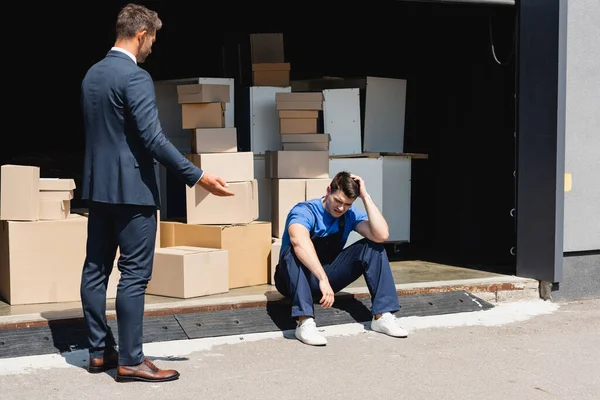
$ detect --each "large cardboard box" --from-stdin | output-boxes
[186,180,258,225]
[0,165,40,221]
[147,246,229,298]
[160,221,271,289]
[0,215,87,305]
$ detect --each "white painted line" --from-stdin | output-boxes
[0,299,559,376]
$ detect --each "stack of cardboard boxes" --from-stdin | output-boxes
[150,83,272,298]
[177,82,257,226]
[276,92,331,151]
[0,165,121,305]
[250,33,290,87]
[266,92,332,283]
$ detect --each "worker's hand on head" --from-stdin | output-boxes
[350,174,368,199]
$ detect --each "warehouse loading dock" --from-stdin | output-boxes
[2,0,575,330]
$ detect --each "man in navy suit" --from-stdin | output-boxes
[80,3,233,383]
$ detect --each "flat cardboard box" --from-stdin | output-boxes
[275,92,323,110]
[0,165,40,221]
[39,178,76,202]
[276,92,323,103]
[160,221,271,288]
[39,190,74,201]
[190,128,237,153]
[252,63,290,87]
[181,103,225,129]
[281,134,330,143]
[186,180,258,225]
[177,84,230,104]
[281,133,330,151]
[185,152,254,183]
[147,246,229,299]
[265,151,329,179]
[278,110,319,119]
[39,178,76,191]
[282,142,329,151]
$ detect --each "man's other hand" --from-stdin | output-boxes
[319,279,335,308]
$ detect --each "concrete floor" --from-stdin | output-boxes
[0,261,511,323]
[2,299,597,399]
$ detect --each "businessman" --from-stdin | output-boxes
[274,171,409,346]
[80,3,233,383]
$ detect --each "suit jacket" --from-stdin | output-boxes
[80,50,202,207]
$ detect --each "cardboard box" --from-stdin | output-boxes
[191,128,237,153]
[271,178,330,238]
[39,199,70,220]
[252,63,290,87]
[0,215,88,305]
[250,33,284,63]
[269,238,282,285]
[39,190,74,201]
[281,133,330,151]
[177,84,230,104]
[185,152,254,183]
[265,151,329,179]
[147,246,229,299]
[160,221,272,288]
[181,103,225,129]
[279,118,317,134]
[0,165,40,221]
[275,92,323,110]
[278,110,319,119]
[186,180,258,225]
[39,178,76,192]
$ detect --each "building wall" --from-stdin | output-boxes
[556,0,600,301]
[564,0,600,252]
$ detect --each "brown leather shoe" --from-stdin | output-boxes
[115,358,180,383]
[88,350,119,373]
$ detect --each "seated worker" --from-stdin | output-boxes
[274,171,408,346]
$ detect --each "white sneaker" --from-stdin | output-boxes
[371,312,409,338]
[295,318,327,346]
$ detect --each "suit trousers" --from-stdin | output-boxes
[274,238,401,319]
[80,201,157,366]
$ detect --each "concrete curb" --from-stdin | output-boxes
[0,276,539,330]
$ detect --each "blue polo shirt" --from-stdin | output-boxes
[279,198,368,258]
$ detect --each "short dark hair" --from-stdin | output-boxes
[329,171,360,199]
[116,3,162,40]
